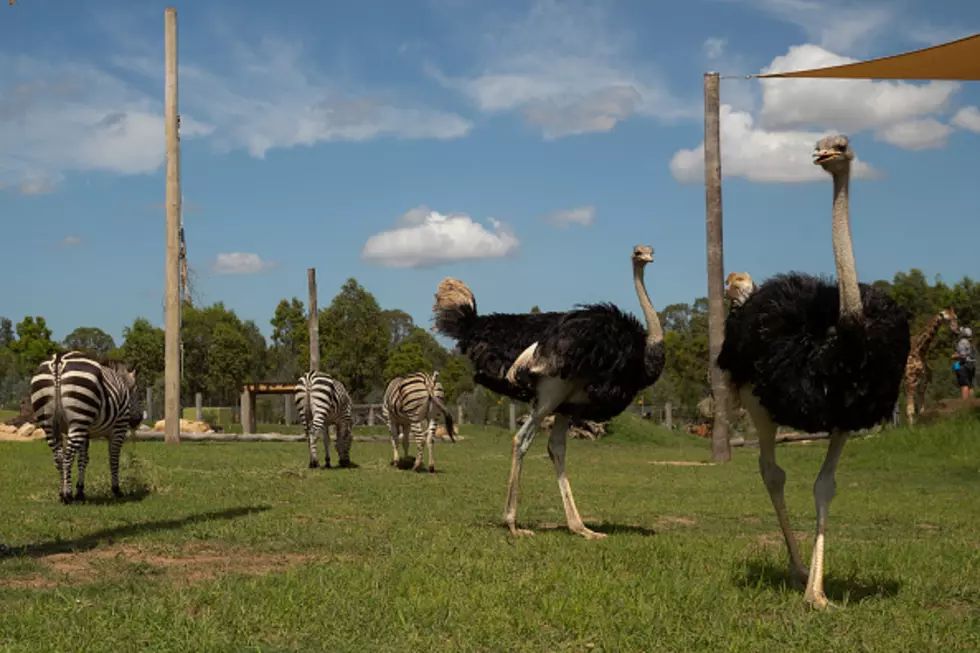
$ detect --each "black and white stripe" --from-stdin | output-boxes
[382,371,455,473]
[29,351,142,503]
[294,371,354,468]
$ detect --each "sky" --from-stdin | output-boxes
[2,0,979,346]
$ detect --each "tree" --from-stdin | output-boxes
[270,298,307,380]
[319,278,389,401]
[9,316,58,375]
[398,327,449,371]
[63,326,117,359]
[439,353,474,403]
[117,318,165,391]
[384,341,431,381]
[530,305,541,313]
[382,309,415,347]
[182,302,268,403]
[205,322,252,404]
[0,317,13,348]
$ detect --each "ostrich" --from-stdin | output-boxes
[432,245,666,539]
[725,272,756,307]
[716,135,910,610]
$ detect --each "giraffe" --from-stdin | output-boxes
[904,307,958,425]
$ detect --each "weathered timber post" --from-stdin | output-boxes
[163,6,181,445]
[195,392,203,421]
[308,268,319,372]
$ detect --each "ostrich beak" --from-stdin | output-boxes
[813,149,836,164]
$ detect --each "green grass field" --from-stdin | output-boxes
[1,413,978,652]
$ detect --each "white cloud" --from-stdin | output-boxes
[951,106,980,133]
[742,0,893,54]
[427,0,695,139]
[57,235,84,248]
[875,118,952,150]
[211,252,277,275]
[0,32,472,190]
[540,205,596,227]
[703,38,726,60]
[361,206,519,269]
[670,105,880,184]
[0,55,211,191]
[758,45,958,133]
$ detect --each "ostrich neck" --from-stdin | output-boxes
[831,169,862,316]
[634,263,664,345]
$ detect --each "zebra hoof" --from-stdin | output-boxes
[111,486,123,498]
[309,461,319,469]
[75,487,86,502]
[338,459,354,468]
[60,492,73,505]
[323,461,332,469]
[428,465,435,474]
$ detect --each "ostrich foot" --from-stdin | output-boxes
[506,522,535,537]
[570,525,607,540]
[804,588,837,611]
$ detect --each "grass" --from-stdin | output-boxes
[0,413,978,652]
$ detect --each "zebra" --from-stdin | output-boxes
[294,371,354,469]
[29,351,143,504]
[382,370,456,473]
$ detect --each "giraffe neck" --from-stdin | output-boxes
[910,314,945,358]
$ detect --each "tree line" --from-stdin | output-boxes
[0,270,976,424]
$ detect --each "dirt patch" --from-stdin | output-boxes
[656,515,697,526]
[0,542,347,589]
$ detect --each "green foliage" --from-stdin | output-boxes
[270,298,307,381]
[529,305,541,313]
[319,278,389,401]
[117,318,165,391]
[383,341,431,381]
[205,322,253,403]
[9,316,58,375]
[181,303,267,405]
[0,317,13,348]
[62,326,117,359]
[439,354,475,403]
[382,308,415,347]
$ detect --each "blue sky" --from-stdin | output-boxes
[2,0,979,345]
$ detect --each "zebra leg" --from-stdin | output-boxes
[335,420,353,467]
[109,426,127,497]
[425,418,436,473]
[75,438,91,502]
[388,418,401,467]
[317,417,331,469]
[411,422,425,472]
[60,427,87,504]
[305,417,319,468]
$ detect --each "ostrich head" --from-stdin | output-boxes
[632,245,654,266]
[813,134,854,173]
[725,271,755,306]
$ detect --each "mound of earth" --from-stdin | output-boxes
[0,422,46,441]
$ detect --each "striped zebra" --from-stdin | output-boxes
[382,371,456,473]
[294,371,354,468]
[29,351,143,504]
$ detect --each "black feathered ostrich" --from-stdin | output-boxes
[432,245,666,539]
[717,135,910,610]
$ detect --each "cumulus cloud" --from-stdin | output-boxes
[0,28,471,191]
[540,205,596,227]
[703,38,726,60]
[670,105,880,184]
[56,235,84,248]
[211,252,277,275]
[740,0,893,54]
[875,118,952,150]
[361,206,519,269]
[951,106,980,133]
[758,45,958,133]
[427,0,695,139]
[670,41,963,183]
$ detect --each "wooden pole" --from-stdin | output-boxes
[308,268,319,373]
[704,72,731,463]
[163,7,181,445]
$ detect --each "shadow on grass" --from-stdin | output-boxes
[733,561,901,603]
[478,521,658,537]
[390,457,443,473]
[79,486,153,506]
[0,505,271,559]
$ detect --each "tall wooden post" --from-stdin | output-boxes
[704,72,731,463]
[163,7,181,445]
[308,268,319,372]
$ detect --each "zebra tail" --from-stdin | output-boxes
[51,352,65,451]
[302,379,313,435]
[429,392,456,443]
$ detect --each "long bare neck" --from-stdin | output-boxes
[831,169,862,316]
[633,263,664,344]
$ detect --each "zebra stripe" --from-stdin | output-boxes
[382,371,455,473]
[294,371,354,468]
[29,351,142,503]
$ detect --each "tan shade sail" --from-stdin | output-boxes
[751,33,980,81]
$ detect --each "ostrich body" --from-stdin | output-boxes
[432,245,666,539]
[716,135,910,610]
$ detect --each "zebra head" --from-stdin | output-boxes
[107,360,143,429]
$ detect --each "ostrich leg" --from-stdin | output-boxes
[547,414,605,539]
[503,378,572,537]
[804,428,847,611]
[740,387,809,588]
